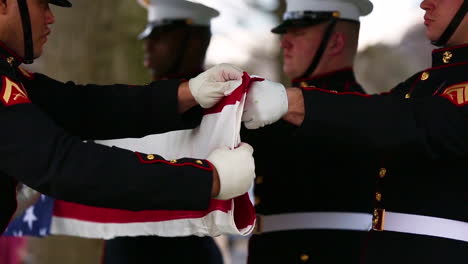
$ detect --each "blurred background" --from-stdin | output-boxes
[0,0,434,263]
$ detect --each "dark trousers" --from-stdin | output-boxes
[104,236,223,264]
[248,230,368,264]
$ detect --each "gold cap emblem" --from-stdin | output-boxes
[443,51,453,64]
[332,11,341,18]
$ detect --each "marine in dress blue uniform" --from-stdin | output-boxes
[245,0,376,263]
[104,1,223,263]
[279,0,468,262]
[0,0,252,237]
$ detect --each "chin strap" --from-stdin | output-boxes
[432,0,468,47]
[299,19,337,79]
[17,0,34,64]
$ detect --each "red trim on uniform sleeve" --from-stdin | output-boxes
[134,152,213,171]
[301,86,371,97]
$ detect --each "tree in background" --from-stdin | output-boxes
[35,0,149,84]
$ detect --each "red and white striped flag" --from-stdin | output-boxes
[47,73,261,239]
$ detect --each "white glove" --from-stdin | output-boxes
[207,143,255,200]
[189,63,244,108]
[242,79,289,129]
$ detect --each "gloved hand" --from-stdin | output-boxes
[242,79,288,129]
[189,63,243,108]
[207,143,255,200]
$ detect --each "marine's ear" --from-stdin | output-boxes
[326,32,346,56]
[0,0,7,15]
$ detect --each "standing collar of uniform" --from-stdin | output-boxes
[291,67,355,87]
[432,43,468,68]
[0,41,23,68]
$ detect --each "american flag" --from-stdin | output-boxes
[2,73,260,239]
[3,195,54,237]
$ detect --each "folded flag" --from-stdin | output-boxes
[4,73,261,239]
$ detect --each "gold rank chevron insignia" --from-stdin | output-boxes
[0,76,30,106]
[441,82,468,106]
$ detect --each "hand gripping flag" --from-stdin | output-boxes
[3,73,261,239]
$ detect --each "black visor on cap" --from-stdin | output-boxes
[271,11,340,34]
[138,19,192,39]
[272,19,330,34]
[49,0,72,7]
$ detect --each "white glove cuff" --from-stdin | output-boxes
[207,146,255,200]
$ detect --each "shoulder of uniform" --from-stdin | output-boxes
[408,71,425,82]
[383,71,425,96]
[347,82,366,93]
[0,62,15,78]
[17,67,35,80]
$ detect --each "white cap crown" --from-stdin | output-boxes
[138,0,219,26]
[285,0,373,21]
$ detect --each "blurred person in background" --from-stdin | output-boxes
[0,0,256,238]
[0,237,27,264]
[243,0,375,263]
[103,1,224,263]
[245,0,468,262]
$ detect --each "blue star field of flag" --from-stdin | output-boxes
[2,195,54,237]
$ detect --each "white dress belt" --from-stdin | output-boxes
[255,211,468,243]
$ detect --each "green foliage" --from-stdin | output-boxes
[37,0,149,84]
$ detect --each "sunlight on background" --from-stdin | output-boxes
[190,0,281,66]
[191,0,425,65]
[359,0,425,48]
